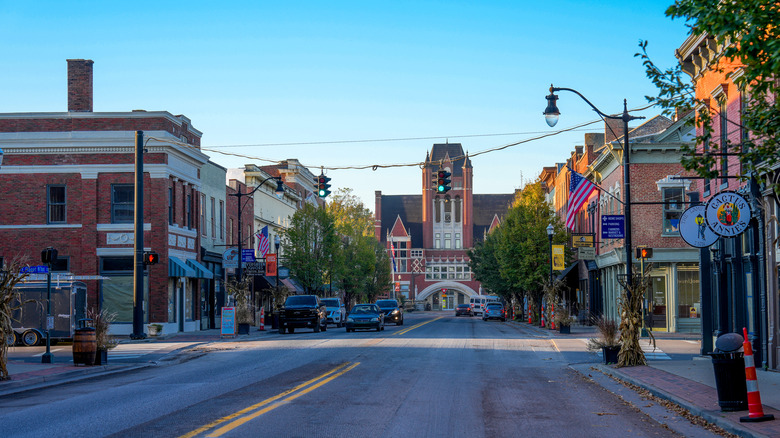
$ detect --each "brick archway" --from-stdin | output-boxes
[417,282,479,301]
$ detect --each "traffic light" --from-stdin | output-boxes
[635,247,653,259]
[316,173,331,198]
[436,170,451,193]
[143,251,159,265]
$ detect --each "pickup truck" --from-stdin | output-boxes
[279,295,328,334]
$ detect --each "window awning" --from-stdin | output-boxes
[282,278,305,294]
[186,259,214,279]
[556,262,579,281]
[169,256,196,278]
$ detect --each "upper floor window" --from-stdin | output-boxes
[186,193,193,229]
[454,196,461,223]
[434,233,441,249]
[201,193,207,236]
[111,184,134,223]
[47,185,66,224]
[455,233,461,249]
[703,138,712,195]
[662,187,684,235]
[211,197,216,238]
[219,200,225,239]
[434,197,441,223]
[168,187,174,225]
[719,98,729,185]
[444,196,452,223]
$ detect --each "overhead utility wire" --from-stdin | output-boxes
[148,102,658,172]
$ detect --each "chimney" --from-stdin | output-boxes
[604,119,623,144]
[67,59,94,112]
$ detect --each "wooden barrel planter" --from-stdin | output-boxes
[73,327,97,366]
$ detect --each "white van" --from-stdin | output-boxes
[470,295,499,316]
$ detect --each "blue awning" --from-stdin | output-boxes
[169,256,196,278]
[186,259,214,279]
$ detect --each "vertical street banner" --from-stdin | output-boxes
[552,245,565,271]
[266,253,277,277]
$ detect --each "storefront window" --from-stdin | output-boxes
[677,269,700,318]
[100,257,148,323]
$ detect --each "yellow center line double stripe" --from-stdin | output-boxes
[394,316,443,336]
[180,362,359,438]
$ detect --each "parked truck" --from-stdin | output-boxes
[7,281,87,346]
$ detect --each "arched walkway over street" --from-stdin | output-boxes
[417,282,479,311]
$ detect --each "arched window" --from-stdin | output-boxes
[434,196,441,223]
[444,195,452,223]
[454,196,461,223]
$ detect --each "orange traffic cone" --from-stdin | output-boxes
[527,302,532,324]
[740,327,774,423]
[259,308,265,331]
[541,302,546,328]
[551,303,556,330]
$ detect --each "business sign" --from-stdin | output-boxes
[679,205,719,248]
[601,215,625,239]
[223,248,239,269]
[244,262,265,276]
[278,266,290,279]
[571,234,594,248]
[578,247,596,260]
[265,253,277,276]
[552,245,565,271]
[221,307,236,337]
[704,191,751,237]
[241,249,256,263]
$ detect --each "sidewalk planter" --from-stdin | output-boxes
[558,325,571,334]
[238,323,250,335]
[147,324,163,337]
[709,352,748,411]
[602,346,620,365]
[94,348,108,365]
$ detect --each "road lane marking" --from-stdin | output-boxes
[179,362,355,438]
[32,348,63,357]
[394,317,443,336]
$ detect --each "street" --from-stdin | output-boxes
[0,313,707,437]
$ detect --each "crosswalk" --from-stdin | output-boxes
[589,339,671,361]
[108,343,175,361]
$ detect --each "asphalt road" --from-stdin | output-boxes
[0,312,706,437]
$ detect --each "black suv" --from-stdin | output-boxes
[279,295,328,334]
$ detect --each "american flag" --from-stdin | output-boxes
[389,240,397,273]
[566,170,597,230]
[256,225,270,258]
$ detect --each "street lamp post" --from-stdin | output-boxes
[544,85,644,294]
[546,224,554,285]
[274,234,281,292]
[230,177,284,283]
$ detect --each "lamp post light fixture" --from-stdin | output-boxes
[544,84,644,294]
[230,176,285,282]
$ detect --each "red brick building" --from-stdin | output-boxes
[0,59,211,335]
[374,143,514,310]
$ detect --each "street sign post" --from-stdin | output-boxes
[601,215,625,239]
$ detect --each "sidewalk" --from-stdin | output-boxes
[0,326,271,398]
[519,320,780,438]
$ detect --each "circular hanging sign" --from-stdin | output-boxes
[679,205,719,247]
[704,191,751,237]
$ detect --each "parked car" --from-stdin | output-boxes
[320,297,347,327]
[375,299,404,325]
[345,304,385,332]
[482,302,506,322]
[279,295,328,334]
[455,303,473,317]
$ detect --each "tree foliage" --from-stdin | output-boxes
[637,0,780,193]
[469,181,568,319]
[281,202,338,293]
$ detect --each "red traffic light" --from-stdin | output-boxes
[143,251,159,265]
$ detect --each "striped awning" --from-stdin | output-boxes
[169,256,196,278]
[186,259,214,279]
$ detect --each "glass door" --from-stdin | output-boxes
[649,276,667,331]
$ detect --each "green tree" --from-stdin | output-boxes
[496,182,567,320]
[636,0,780,193]
[281,203,338,293]
[327,189,378,307]
[364,239,392,303]
[468,226,512,300]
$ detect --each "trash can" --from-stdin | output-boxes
[73,318,96,366]
[709,332,747,412]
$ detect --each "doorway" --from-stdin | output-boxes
[649,276,667,331]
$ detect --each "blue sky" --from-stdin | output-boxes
[0,1,690,210]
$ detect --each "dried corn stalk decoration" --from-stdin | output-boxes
[1,259,32,380]
[541,278,568,326]
[616,265,655,367]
